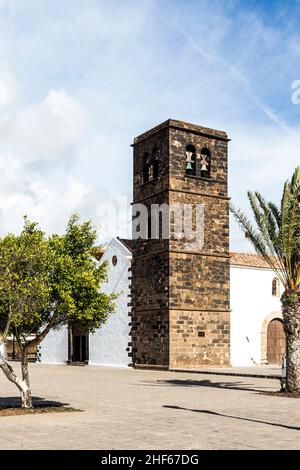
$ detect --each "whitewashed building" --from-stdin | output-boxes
[230,252,283,367]
[38,239,284,368]
[39,238,132,367]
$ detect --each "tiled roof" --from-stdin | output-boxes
[230,252,271,269]
[117,238,135,252]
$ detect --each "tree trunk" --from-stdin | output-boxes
[20,347,33,408]
[281,292,300,392]
[20,386,32,408]
[0,355,32,408]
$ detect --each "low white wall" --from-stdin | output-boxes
[89,239,131,367]
[230,265,282,366]
[39,325,68,364]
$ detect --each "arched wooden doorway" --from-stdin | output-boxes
[267,319,286,365]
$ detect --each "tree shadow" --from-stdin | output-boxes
[142,378,277,393]
[0,396,69,409]
[163,405,300,431]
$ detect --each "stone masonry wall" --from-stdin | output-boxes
[168,123,230,368]
[131,126,170,366]
[170,309,230,367]
[131,120,230,368]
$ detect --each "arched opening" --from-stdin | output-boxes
[200,147,211,178]
[261,311,284,365]
[185,144,196,176]
[267,318,286,365]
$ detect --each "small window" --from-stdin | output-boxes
[112,255,118,267]
[272,278,279,297]
[199,148,211,178]
[185,144,196,176]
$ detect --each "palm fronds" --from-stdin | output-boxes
[231,166,300,292]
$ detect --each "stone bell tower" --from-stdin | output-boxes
[130,119,230,369]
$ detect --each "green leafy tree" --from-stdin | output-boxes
[0,215,115,407]
[231,167,300,392]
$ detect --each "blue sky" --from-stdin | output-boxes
[0,0,300,250]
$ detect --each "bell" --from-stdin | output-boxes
[185,150,193,160]
[200,155,208,172]
[185,150,193,172]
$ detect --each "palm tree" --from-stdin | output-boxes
[231,166,300,392]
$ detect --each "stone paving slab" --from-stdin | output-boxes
[0,363,299,450]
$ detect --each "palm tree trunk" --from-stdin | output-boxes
[282,292,300,392]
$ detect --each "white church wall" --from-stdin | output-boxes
[39,325,68,364]
[230,265,282,366]
[89,238,131,367]
[40,238,131,366]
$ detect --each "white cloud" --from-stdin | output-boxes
[0,73,17,109]
[9,89,86,156]
[0,151,102,236]
[0,84,94,236]
[228,123,300,252]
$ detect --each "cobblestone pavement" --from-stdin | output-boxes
[0,363,299,450]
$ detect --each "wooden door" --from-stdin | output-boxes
[267,319,286,365]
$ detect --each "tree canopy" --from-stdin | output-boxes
[0,214,116,407]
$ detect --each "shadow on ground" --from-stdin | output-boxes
[163,405,300,431]
[142,378,277,393]
[0,396,69,409]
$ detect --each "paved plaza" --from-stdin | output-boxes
[0,363,299,450]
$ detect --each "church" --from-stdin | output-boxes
[38,119,285,369]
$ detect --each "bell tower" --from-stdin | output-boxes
[130,119,230,369]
